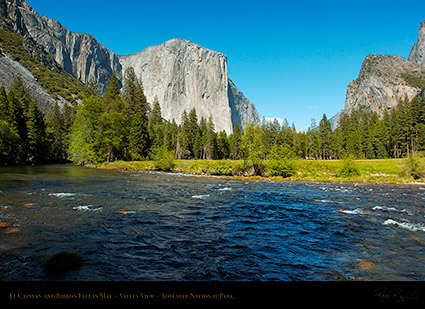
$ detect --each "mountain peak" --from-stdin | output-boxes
[408,20,425,66]
[5,0,32,11]
[344,20,425,118]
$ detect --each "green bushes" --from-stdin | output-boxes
[204,160,233,175]
[266,144,296,178]
[338,155,361,177]
[152,146,176,171]
[399,152,425,180]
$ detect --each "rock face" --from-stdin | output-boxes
[2,0,121,92]
[343,54,424,115]
[0,53,57,113]
[119,39,259,133]
[343,20,425,117]
[1,0,259,133]
[228,78,259,129]
[408,20,425,66]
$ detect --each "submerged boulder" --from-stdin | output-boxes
[43,251,82,274]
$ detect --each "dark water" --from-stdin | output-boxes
[1,165,425,281]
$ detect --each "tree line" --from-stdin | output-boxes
[1,71,425,166]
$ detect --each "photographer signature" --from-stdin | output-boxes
[370,287,420,304]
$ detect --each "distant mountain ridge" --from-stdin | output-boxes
[0,0,259,133]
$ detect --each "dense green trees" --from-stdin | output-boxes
[0,77,74,164]
[2,72,425,167]
[69,69,150,164]
[335,95,425,159]
[67,78,425,165]
[0,77,70,165]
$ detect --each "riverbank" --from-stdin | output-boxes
[96,159,425,184]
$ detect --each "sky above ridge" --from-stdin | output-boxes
[27,0,425,130]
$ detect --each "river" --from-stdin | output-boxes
[1,165,424,281]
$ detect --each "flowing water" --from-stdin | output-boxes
[1,165,425,281]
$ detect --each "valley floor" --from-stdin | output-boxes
[97,159,425,184]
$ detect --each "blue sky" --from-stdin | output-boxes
[28,0,424,130]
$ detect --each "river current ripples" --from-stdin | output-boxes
[1,165,425,281]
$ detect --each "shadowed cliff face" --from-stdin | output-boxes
[228,79,259,129]
[1,0,259,132]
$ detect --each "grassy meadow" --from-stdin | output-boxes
[97,158,425,184]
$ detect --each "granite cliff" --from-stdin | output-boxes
[1,0,121,92]
[119,39,259,134]
[343,20,425,117]
[1,0,259,133]
[408,20,425,66]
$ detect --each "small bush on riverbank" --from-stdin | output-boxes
[152,146,176,171]
[399,152,425,180]
[205,160,233,175]
[338,156,360,177]
[266,144,296,178]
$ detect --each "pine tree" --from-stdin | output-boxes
[319,114,332,159]
[241,124,264,175]
[231,123,242,160]
[128,112,150,160]
[148,97,164,149]
[0,86,8,121]
[8,77,30,163]
[0,120,19,164]
[205,115,216,160]
[8,76,32,111]
[122,68,150,159]
[46,103,67,162]
[164,119,179,152]
[69,96,104,165]
[216,130,230,159]
[27,100,48,164]
[63,104,76,152]
[176,110,189,159]
[102,72,122,111]
[179,108,199,158]
[198,116,208,159]
[187,108,199,157]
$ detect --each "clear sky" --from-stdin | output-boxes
[27,0,425,130]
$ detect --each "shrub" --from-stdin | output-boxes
[206,160,233,175]
[230,160,250,176]
[266,144,296,178]
[338,156,360,177]
[267,159,295,178]
[400,152,425,180]
[152,146,176,171]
